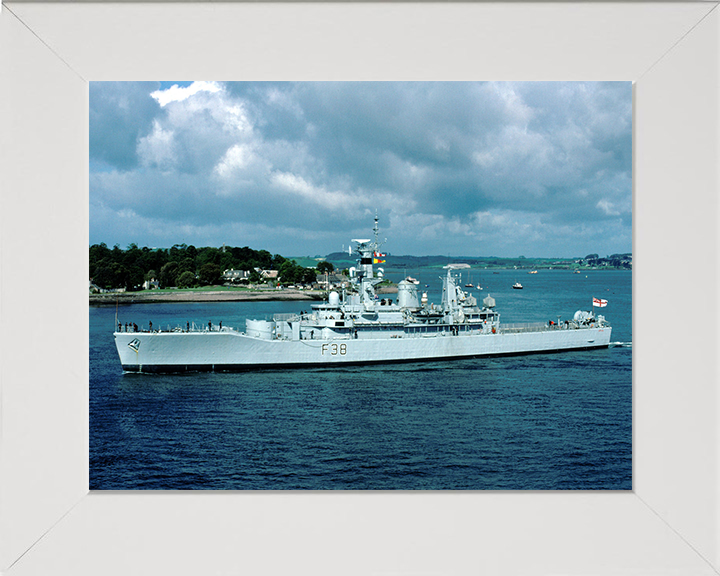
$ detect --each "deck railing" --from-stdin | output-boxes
[500,321,597,334]
[500,322,553,334]
[273,312,301,322]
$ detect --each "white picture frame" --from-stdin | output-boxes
[1,2,718,574]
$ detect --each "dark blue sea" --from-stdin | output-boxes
[90,268,631,490]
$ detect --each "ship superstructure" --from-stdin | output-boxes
[114,216,611,372]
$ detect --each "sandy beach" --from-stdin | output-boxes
[89,289,325,305]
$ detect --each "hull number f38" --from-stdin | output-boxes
[321,343,347,356]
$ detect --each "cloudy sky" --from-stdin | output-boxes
[90,81,632,258]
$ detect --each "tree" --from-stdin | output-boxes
[91,260,116,289]
[126,265,145,291]
[317,261,334,273]
[302,268,317,285]
[279,260,301,284]
[159,262,180,288]
[218,252,234,271]
[89,243,111,274]
[178,258,195,274]
[272,254,287,269]
[89,242,322,290]
[256,249,273,269]
[199,263,222,285]
[177,271,196,288]
[169,243,188,262]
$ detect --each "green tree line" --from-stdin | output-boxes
[89,243,325,291]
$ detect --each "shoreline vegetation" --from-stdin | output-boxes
[90,283,397,306]
[90,283,400,305]
[89,288,327,305]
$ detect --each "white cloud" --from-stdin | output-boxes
[150,81,222,107]
[473,151,496,168]
[221,104,252,133]
[214,144,255,178]
[491,82,534,125]
[596,199,621,216]
[137,120,176,170]
[270,171,350,210]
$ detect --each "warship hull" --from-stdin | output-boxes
[115,325,611,372]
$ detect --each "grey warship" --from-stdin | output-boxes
[114,216,612,372]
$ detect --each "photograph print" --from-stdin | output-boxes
[90,81,632,490]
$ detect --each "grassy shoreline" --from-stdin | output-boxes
[90,288,325,305]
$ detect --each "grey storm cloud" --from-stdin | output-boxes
[90,81,632,257]
[90,81,162,170]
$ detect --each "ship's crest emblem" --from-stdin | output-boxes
[128,338,141,352]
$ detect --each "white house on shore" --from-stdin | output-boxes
[89,280,126,294]
[222,269,250,283]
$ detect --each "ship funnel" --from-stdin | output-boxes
[397,280,419,309]
[483,295,496,308]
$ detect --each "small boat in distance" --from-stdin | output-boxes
[513,282,523,289]
[528,270,538,274]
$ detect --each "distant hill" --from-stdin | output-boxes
[323,251,359,269]
[287,256,325,268]
[320,252,631,271]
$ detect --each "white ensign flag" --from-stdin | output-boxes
[593,297,608,307]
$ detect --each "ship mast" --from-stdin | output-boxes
[349,214,386,311]
[373,212,379,253]
[372,210,386,254]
